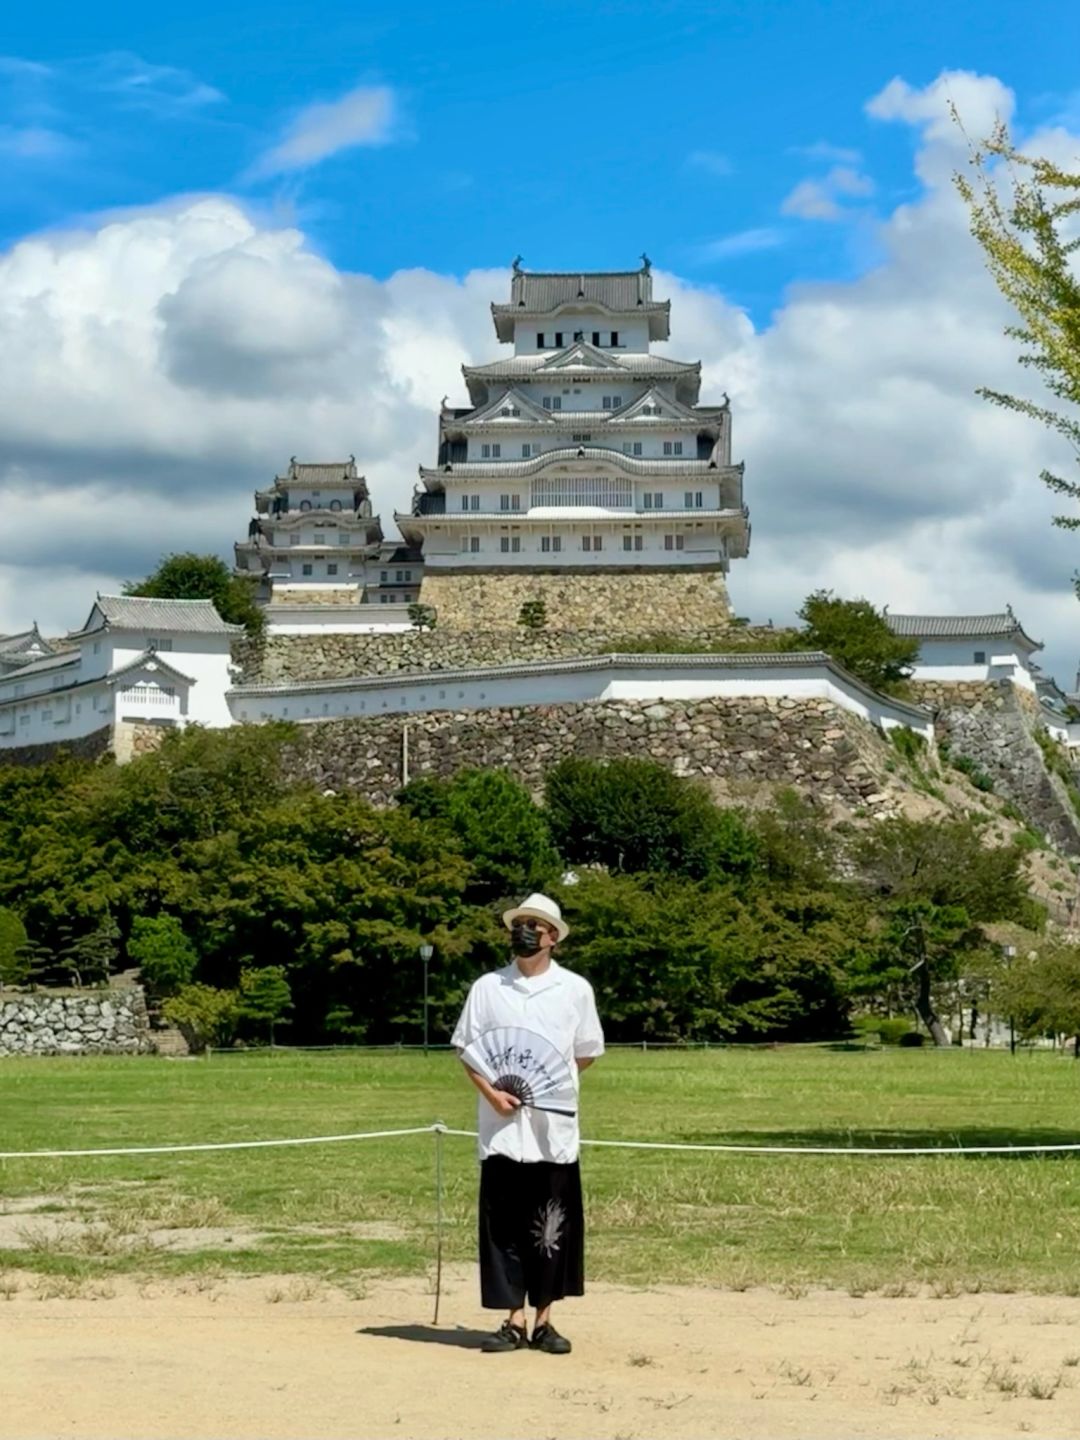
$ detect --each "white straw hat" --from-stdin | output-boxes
[502,892,569,943]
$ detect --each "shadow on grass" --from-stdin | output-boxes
[671,1127,1080,1158]
[359,1324,489,1349]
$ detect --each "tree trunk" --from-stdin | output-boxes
[914,962,950,1047]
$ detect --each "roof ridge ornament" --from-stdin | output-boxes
[512,255,523,275]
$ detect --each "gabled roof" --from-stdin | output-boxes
[885,609,1042,651]
[0,623,53,656]
[0,649,80,686]
[536,340,630,372]
[106,649,196,686]
[506,267,657,313]
[71,595,245,638]
[607,386,708,424]
[455,387,553,427]
[279,459,362,485]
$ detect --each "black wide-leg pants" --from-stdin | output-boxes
[478,1156,585,1310]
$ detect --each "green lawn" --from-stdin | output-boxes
[2,1046,1080,1295]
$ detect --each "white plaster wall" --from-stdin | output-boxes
[513,316,651,355]
[229,659,933,741]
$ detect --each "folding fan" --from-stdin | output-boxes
[460,1026,577,1118]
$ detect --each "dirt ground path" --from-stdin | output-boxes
[4,1268,1080,1439]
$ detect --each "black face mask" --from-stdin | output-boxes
[510,919,544,956]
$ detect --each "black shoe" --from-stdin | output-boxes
[530,1322,571,1355]
[481,1320,528,1353]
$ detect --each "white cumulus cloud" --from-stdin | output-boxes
[782,165,875,221]
[1,68,1079,687]
[251,85,395,177]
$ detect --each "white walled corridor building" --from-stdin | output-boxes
[396,260,750,573]
[0,597,240,749]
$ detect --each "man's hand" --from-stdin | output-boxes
[487,1088,522,1117]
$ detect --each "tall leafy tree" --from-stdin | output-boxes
[798,591,918,696]
[125,552,264,634]
[955,124,1080,536]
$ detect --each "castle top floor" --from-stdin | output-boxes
[493,260,670,356]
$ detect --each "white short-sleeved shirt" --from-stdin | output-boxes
[452,959,605,1164]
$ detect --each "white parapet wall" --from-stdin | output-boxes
[264,603,416,635]
[229,650,934,741]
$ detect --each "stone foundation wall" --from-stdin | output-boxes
[284,697,894,813]
[0,986,153,1056]
[0,725,113,769]
[418,568,733,632]
[232,626,751,684]
[915,680,1080,852]
[270,586,363,607]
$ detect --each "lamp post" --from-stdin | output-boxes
[419,943,434,1055]
[1003,944,1017,1055]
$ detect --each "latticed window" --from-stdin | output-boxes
[531,476,632,508]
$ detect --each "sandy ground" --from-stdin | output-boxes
[4,1268,1080,1439]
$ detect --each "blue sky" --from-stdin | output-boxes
[4,0,1080,324]
[3,0,1080,681]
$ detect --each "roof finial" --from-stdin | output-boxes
[511,255,523,275]
[640,251,652,273]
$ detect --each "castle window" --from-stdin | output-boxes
[541,536,551,553]
[634,534,643,551]
[622,535,632,552]
[314,532,325,544]
[974,650,987,664]
[328,563,338,576]
[470,495,480,510]
[552,536,562,552]
[461,494,469,510]
[482,444,491,458]
[512,536,521,553]
[381,571,389,583]
[380,593,389,602]
[492,443,501,457]
[290,533,300,545]
[663,534,685,551]
[674,441,683,456]
[537,332,545,348]
[522,444,531,458]
[300,499,312,511]
[554,332,563,347]
[470,537,480,553]
[663,442,672,456]
[592,331,600,346]
[602,396,613,409]
[632,442,643,456]
[500,494,510,511]
[610,331,619,347]
[512,494,521,511]
[500,536,510,553]
[330,499,342,511]
[302,563,313,576]
[572,433,592,443]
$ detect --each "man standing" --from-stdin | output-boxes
[452,892,604,1355]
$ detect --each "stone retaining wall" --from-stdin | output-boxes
[418,568,733,632]
[0,986,153,1056]
[914,679,1080,852]
[232,626,791,685]
[0,725,113,769]
[284,696,895,813]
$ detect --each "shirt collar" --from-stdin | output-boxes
[505,957,564,994]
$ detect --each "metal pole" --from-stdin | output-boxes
[432,1122,444,1326]
[423,957,429,1057]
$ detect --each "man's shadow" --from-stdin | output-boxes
[358,1324,489,1350]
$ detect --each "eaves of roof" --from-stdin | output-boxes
[230,648,931,723]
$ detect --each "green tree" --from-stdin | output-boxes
[398,769,559,903]
[798,591,918,696]
[55,915,119,987]
[125,552,264,634]
[0,906,28,986]
[518,598,548,630]
[546,756,757,881]
[128,915,198,996]
[995,941,1080,1054]
[955,124,1080,535]
[162,983,239,1053]
[237,965,293,1044]
[852,817,1034,1044]
[407,602,437,632]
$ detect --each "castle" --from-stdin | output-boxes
[1,264,1077,845]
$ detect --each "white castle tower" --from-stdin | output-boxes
[396,259,748,627]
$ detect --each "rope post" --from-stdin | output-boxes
[432,1121,446,1326]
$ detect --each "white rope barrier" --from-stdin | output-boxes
[0,1125,435,1161]
[5,1122,1080,1162]
[435,1125,1080,1157]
